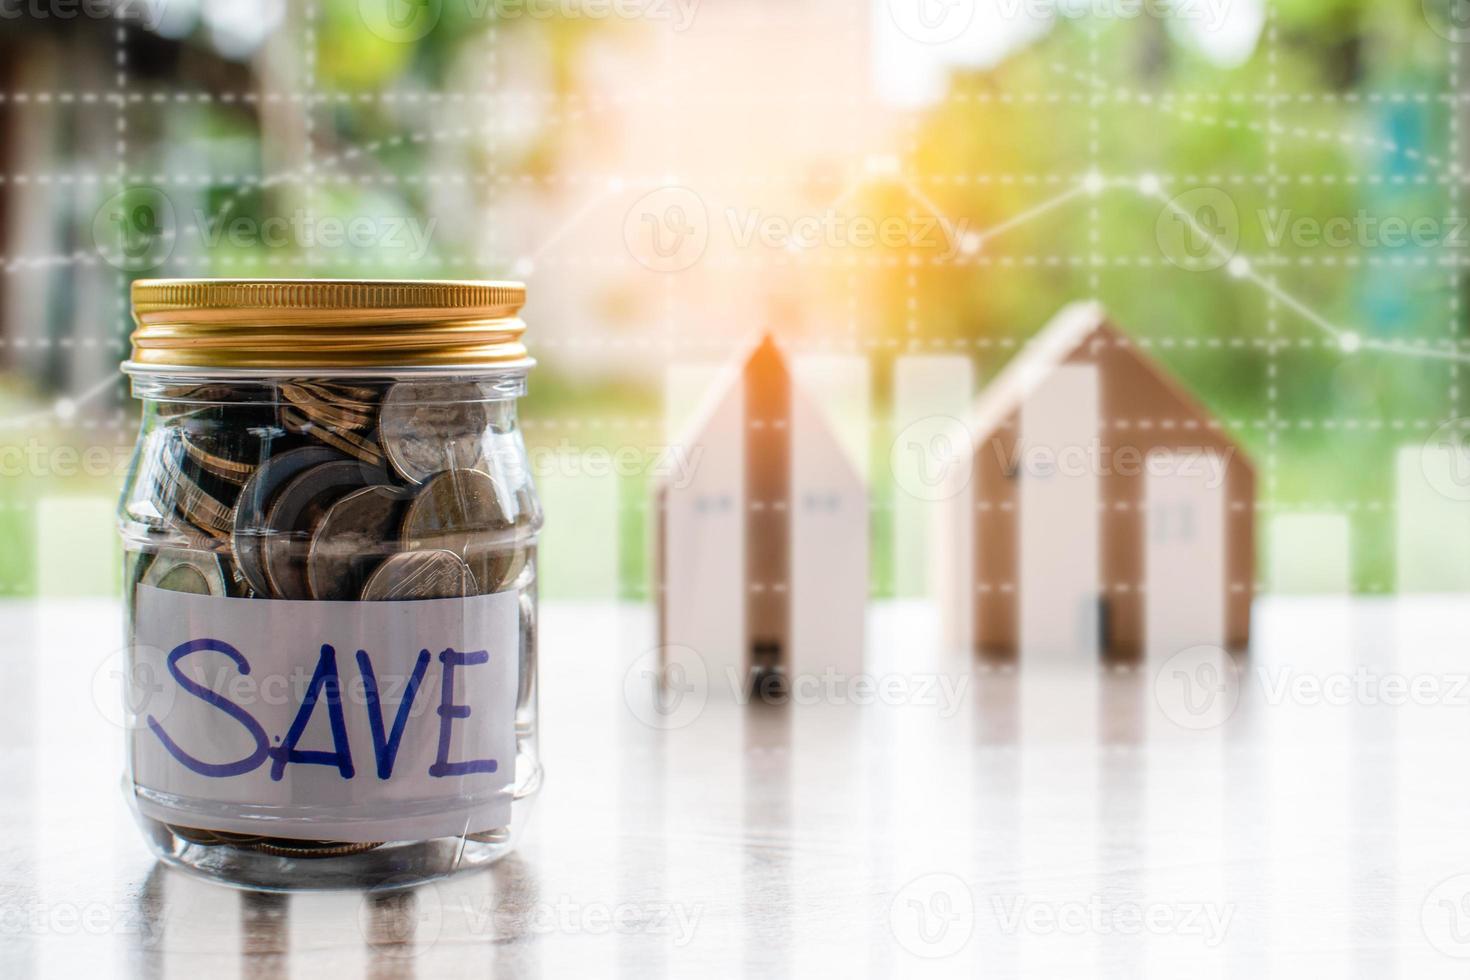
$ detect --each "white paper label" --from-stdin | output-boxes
[128,584,518,842]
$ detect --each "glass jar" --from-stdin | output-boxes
[116,279,541,889]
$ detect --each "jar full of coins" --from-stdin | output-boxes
[116,279,542,889]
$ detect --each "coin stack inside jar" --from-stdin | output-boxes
[126,378,538,606]
[119,280,541,864]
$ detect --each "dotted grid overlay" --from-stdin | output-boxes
[0,2,1465,599]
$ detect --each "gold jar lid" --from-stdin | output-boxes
[125,279,529,373]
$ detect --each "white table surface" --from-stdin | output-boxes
[1,596,1468,977]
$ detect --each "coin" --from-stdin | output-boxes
[262,460,389,600]
[282,383,376,432]
[184,443,256,485]
[141,550,228,596]
[465,827,510,844]
[169,825,267,846]
[122,428,181,531]
[232,446,347,596]
[483,437,533,523]
[219,555,258,598]
[249,839,382,858]
[170,825,225,845]
[459,523,531,594]
[311,380,382,405]
[175,404,274,485]
[307,485,408,601]
[475,485,537,592]
[154,383,240,418]
[165,458,236,539]
[487,535,533,595]
[361,550,476,601]
[511,483,541,531]
[401,469,519,592]
[379,382,491,484]
[282,406,385,467]
[146,427,236,538]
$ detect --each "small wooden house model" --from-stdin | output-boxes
[656,335,868,689]
[937,303,1254,660]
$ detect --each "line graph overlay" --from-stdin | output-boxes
[0,2,1463,600]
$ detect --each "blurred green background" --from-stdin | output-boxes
[0,0,1465,598]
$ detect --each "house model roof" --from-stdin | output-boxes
[658,332,868,491]
[966,301,1254,471]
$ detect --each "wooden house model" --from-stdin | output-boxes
[655,335,868,689]
[936,303,1255,660]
